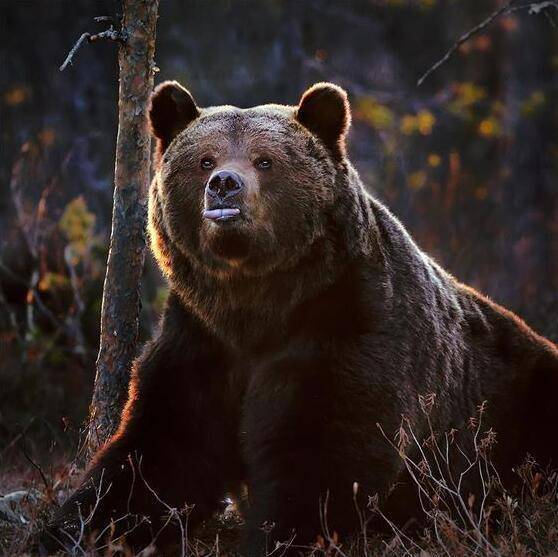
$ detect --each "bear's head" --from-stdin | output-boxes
[148,81,358,281]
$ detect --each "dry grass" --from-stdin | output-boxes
[1,399,557,556]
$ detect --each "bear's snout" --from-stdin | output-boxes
[204,170,245,222]
[207,170,244,201]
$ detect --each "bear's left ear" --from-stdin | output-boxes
[296,82,351,160]
[149,80,200,154]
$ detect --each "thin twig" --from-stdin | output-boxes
[59,33,91,72]
[93,16,115,24]
[417,0,558,86]
[19,437,50,493]
[60,27,127,72]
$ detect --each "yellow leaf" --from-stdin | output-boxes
[39,128,56,147]
[59,196,96,257]
[478,117,500,138]
[356,97,394,131]
[408,171,427,190]
[4,86,30,106]
[427,153,441,167]
[449,82,487,117]
[475,187,488,200]
[417,110,436,135]
[400,114,417,135]
[521,90,546,117]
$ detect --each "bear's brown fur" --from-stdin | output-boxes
[45,82,558,555]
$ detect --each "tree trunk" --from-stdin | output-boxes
[88,0,159,452]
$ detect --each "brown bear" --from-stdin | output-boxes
[44,81,558,555]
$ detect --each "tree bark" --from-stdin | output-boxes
[88,0,159,452]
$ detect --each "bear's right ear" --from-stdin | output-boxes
[149,81,200,153]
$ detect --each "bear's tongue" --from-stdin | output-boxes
[203,208,241,221]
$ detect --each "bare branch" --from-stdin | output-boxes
[417,0,558,86]
[59,32,91,71]
[59,26,127,72]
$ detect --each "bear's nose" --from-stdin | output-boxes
[206,170,244,200]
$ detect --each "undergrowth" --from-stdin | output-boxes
[1,399,557,556]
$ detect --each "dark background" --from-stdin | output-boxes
[1,0,557,465]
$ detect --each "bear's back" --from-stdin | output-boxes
[369,194,558,470]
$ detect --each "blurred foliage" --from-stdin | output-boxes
[0,0,556,463]
[59,196,96,254]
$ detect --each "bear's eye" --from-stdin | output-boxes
[200,157,216,170]
[255,158,272,170]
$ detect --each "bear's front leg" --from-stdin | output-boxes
[42,296,241,554]
[240,351,374,556]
